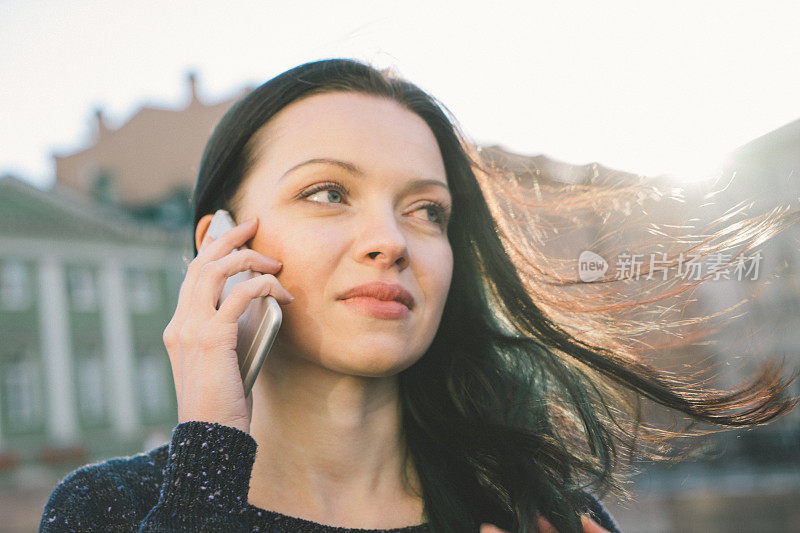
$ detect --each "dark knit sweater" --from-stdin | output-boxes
[39,421,621,532]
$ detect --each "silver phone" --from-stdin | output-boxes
[205,209,282,397]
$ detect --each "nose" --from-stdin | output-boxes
[354,207,409,271]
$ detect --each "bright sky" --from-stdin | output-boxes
[3,0,800,189]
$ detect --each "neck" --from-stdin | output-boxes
[246,349,425,528]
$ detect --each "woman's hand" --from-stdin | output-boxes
[161,217,294,435]
[480,512,610,533]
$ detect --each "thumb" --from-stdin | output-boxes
[581,514,611,533]
[480,524,510,533]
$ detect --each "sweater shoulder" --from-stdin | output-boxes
[39,444,169,532]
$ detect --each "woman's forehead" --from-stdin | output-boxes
[248,92,447,186]
[264,92,434,148]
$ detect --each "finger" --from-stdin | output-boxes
[184,217,261,315]
[190,249,284,315]
[581,514,610,533]
[480,524,509,533]
[197,217,258,259]
[199,233,215,249]
[536,514,559,533]
[170,218,259,327]
[215,273,294,324]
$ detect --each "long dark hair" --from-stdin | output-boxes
[191,58,800,532]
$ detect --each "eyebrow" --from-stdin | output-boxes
[280,157,451,195]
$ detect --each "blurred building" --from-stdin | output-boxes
[53,72,248,228]
[480,131,800,531]
[0,176,187,457]
[482,120,800,463]
[0,73,240,492]
[696,117,800,465]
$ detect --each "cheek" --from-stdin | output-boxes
[417,243,453,318]
[253,222,341,301]
[443,245,454,287]
[434,245,454,295]
[252,218,332,266]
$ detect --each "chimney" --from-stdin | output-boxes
[94,107,108,140]
[187,71,199,105]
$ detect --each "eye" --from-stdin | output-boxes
[409,202,450,227]
[297,180,348,205]
[297,180,451,228]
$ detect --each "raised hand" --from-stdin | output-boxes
[161,217,294,435]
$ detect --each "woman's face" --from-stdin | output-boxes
[234,91,454,377]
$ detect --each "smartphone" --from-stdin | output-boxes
[205,209,282,397]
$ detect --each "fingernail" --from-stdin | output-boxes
[243,217,257,226]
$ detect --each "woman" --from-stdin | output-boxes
[40,58,798,532]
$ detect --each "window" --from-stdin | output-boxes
[1,259,31,310]
[166,263,186,310]
[128,268,159,313]
[77,349,107,423]
[137,349,168,417]
[68,267,98,312]
[5,353,42,429]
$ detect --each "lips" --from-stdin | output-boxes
[337,281,415,310]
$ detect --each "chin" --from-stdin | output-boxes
[325,347,423,378]
[275,329,429,377]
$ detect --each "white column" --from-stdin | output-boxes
[38,256,79,444]
[99,256,140,439]
[0,377,3,449]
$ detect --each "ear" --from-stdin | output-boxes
[195,213,216,251]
